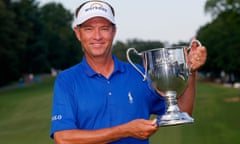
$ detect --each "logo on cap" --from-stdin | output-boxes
[85,2,108,13]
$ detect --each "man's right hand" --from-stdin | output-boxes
[122,119,158,140]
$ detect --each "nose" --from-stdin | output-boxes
[93,29,102,40]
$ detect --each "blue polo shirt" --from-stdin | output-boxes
[50,55,166,143]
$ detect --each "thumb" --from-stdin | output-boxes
[151,118,157,125]
[190,38,201,51]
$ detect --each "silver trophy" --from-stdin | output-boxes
[126,41,201,126]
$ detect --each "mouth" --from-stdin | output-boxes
[91,42,104,48]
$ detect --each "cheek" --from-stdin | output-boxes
[79,32,88,41]
[105,32,115,42]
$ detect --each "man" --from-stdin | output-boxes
[50,0,207,143]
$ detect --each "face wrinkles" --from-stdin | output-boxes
[77,17,116,59]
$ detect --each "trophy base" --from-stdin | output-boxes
[157,112,194,127]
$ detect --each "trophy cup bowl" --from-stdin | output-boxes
[126,46,194,126]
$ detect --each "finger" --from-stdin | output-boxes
[191,46,206,61]
[198,46,206,51]
[189,38,201,51]
[191,56,206,72]
[197,47,207,55]
[151,119,157,125]
[190,42,199,51]
[197,46,207,63]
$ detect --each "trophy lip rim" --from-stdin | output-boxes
[140,46,185,53]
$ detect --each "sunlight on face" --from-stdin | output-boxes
[76,17,116,58]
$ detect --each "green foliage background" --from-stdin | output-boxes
[1,0,240,86]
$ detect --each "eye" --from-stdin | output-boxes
[101,26,111,31]
[83,26,93,31]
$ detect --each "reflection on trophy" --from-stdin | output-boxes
[126,44,200,126]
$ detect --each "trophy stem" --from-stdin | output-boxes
[157,91,194,127]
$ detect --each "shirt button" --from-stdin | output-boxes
[107,81,110,84]
[108,92,112,96]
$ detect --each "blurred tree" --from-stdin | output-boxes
[197,0,240,79]
[205,0,240,18]
[3,0,239,86]
[10,0,48,73]
[40,2,82,70]
[112,39,164,64]
[197,10,240,74]
[112,40,127,61]
[0,0,25,85]
[0,0,82,86]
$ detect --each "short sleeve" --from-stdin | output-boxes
[50,75,77,138]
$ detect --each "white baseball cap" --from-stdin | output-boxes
[72,0,115,29]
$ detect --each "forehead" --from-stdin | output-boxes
[81,17,112,26]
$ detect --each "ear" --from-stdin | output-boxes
[74,27,81,41]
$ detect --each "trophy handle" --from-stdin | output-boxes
[126,48,147,81]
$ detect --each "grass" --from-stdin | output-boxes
[0,77,55,144]
[0,78,240,144]
[150,81,240,144]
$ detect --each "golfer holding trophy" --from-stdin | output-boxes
[127,39,205,126]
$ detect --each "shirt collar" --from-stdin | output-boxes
[81,55,125,77]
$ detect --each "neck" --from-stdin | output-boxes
[86,55,114,78]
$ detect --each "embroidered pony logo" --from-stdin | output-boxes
[128,92,134,104]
